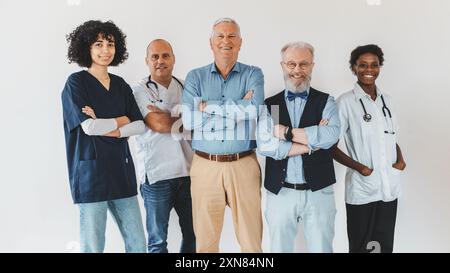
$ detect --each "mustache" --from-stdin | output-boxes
[288,72,307,78]
[284,72,311,82]
[284,72,311,92]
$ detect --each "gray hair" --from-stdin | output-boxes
[280,41,315,60]
[211,17,241,38]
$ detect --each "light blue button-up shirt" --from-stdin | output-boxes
[257,89,340,183]
[182,62,264,154]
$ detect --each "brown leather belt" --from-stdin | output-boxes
[282,181,311,191]
[195,150,254,162]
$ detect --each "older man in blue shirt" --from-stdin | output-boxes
[257,42,340,253]
[182,18,264,253]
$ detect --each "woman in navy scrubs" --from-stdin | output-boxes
[62,20,146,252]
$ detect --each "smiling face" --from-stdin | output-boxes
[353,53,381,86]
[146,40,175,81]
[89,34,115,68]
[210,22,242,63]
[281,47,314,92]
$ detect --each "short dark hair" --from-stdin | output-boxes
[349,44,384,70]
[66,20,128,67]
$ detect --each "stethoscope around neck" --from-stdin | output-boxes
[145,75,184,103]
[359,94,395,134]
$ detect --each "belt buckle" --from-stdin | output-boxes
[236,153,240,160]
[293,183,299,190]
[226,154,233,162]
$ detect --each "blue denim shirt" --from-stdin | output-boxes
[182,62,264,154]
[257,89,340,183]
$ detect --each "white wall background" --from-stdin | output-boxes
[0,0,449,252]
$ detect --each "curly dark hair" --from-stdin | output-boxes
[66,20,128,67]
[349,44,384,70]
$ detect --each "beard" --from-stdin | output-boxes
[284,72,311,93]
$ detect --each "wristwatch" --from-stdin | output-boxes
[284,126,293,141]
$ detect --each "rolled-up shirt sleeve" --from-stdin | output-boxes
[257,105,292,160]
[304,96,341,150]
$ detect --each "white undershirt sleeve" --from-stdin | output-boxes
[81,118,117,136]
[118,120,146,137]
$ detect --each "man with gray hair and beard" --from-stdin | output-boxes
[257,41,340,252]
[182,18,264,253]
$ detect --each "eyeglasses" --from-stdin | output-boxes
[283,61,313,70]
[355,63,381,70]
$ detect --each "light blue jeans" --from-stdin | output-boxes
[78,195,147,253]
[265,185,336,253]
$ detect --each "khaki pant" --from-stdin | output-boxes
[190,153,263,253]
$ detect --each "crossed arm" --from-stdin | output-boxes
[272,119,330,155]
[81,106,144,137]
[182,68,264,131]
[182,89,257,131]
[261,96,340,160]
[257,105,330,160]
[144,105,182,134]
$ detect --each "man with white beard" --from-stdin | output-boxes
[256,41,340,253]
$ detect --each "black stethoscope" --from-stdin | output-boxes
[145,75,184,103]
[359,95,395,134]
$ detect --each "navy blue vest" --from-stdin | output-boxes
[264,88,336,194]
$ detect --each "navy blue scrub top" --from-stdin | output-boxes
[62,70,143,204]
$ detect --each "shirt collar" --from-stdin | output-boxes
[210,62,241,74]
[353,82,383,100]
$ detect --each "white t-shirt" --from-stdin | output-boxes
[337,83,402,205]
[131,77,193,184]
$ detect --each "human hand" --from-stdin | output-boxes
[243,90,253,100]
[273,124,288,140]
[319,119,328,126]
[358,165,373,176]
[82,106,96,119]
[115,116,131,128]
[199,101,207,112]
[147,105,163,113]
[392,161,406,171]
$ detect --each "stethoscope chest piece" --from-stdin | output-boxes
[359,98,373,122]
